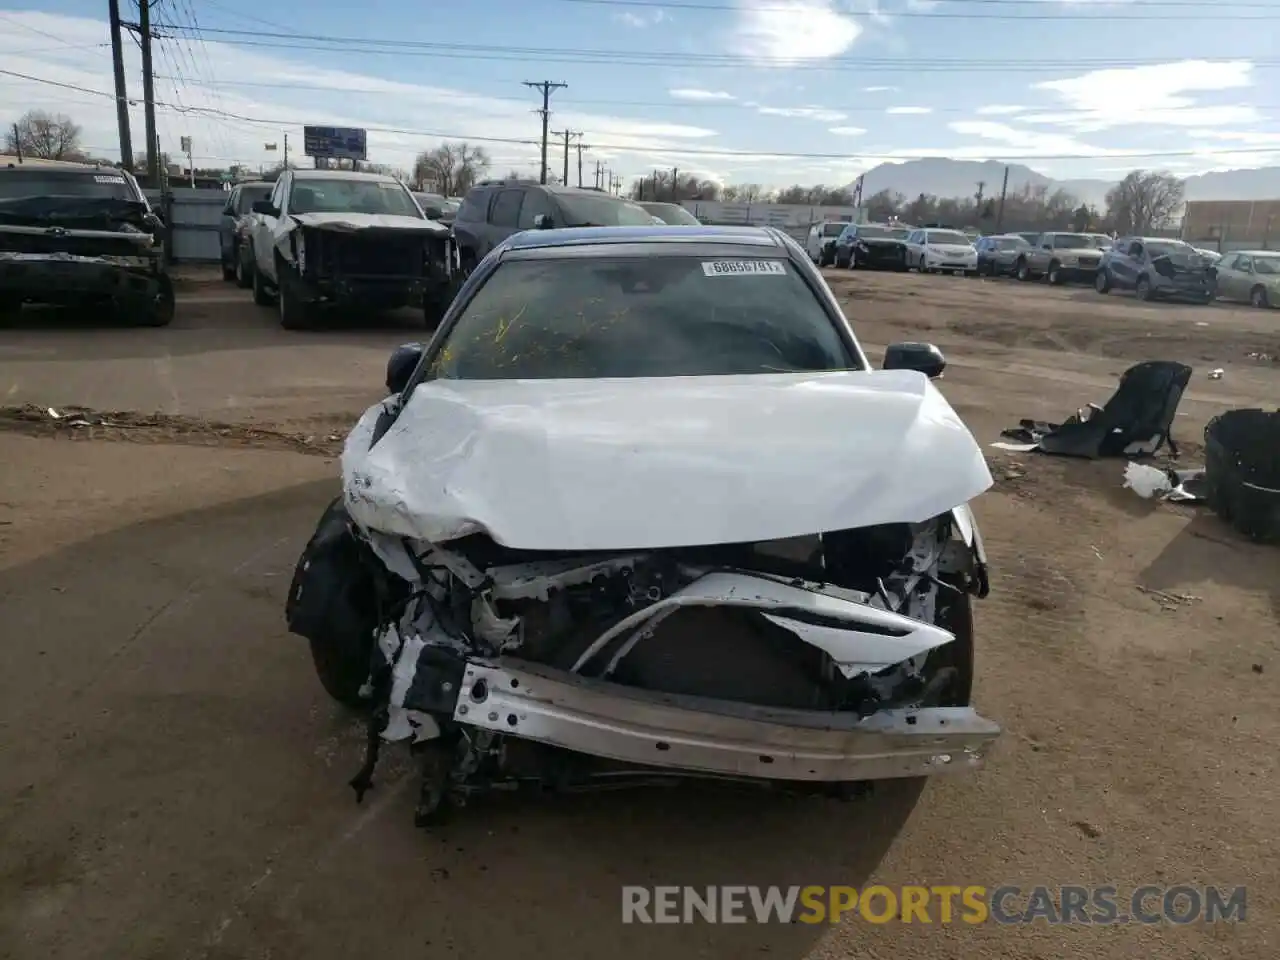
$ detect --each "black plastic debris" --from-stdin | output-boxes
[996,360,1192,459]
[1204,408,1280,543]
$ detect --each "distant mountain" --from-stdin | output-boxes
[847,158,1280,208]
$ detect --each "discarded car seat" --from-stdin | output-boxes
[1204,408,1280,543]
[1000,360,1192,459]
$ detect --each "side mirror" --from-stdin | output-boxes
[425,206,443,220]
[533,213,553,229]
[386,342,425,395]
[251,199,276,216]
[883,341,947,379]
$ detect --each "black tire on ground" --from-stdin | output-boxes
[235,247,254,289]
[308,632,373,709]
[1136,275,1155,301]
[252,248,274,306]
[276,258,313,330]
[221,256,236,282]
[1251,285,1270,309]
[1047,260,1063,285]
[1016,259,1031,281]
[136,274,175,327]
[1095,269,1112,293]
[835,255,850,269]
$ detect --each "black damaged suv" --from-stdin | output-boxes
[0,162,173,326]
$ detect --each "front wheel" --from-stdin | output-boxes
[1136,275,1155,301]
[235,246,254,289]
[1251,285,1270,309]
[1047,261,1063,285]
[1016,259,1031,282]
[1095,269,1112,294]
[277,260,314,330]
[136,274,175,327]
[221,257,236,282]
[251,249,274,306]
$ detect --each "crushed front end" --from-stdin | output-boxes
[288,497,998,826]
[0,197,170,321]
[286,221,456,314]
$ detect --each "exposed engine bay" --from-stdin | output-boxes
[288,496,996,827]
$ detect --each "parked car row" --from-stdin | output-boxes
[813,220,1275,309]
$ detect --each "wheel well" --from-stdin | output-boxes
[1251,283,1266,297]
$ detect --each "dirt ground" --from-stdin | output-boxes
[0,267,1276,960]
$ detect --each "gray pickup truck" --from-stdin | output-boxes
[1014,231,1104,285]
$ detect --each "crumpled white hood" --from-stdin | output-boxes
[289,212,449,235]
[343,369,993,551]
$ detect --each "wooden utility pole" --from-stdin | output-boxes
[523,80,567,185]
[670,167,679,201]
[108,0,133,169]
[575,139,588,187]
[550,130,581,187]
[995,165,1010,231]
[138,0,159,184]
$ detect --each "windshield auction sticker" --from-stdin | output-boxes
[701,260,787,277]
[94,175,127,184]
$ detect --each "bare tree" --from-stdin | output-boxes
[722,182,768,202]
[413,142,491,195]
[1105,170,1185,235]
[5,110,83,160]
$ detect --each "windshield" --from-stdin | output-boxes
[926,231,970,245]
[641,203,700,225]
[427,255,856,380]
[0,171,136,201]
[1050,234,1093,248]
[822,223,845,237]
[996,237,1028,250]
[856,226,905,240]
[236,184,271,213]
[555,194,656,227]
[288,178,421,217]
[1253,256,1280,275]
[1146,241,1193,258]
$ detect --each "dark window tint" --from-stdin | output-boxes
[640,203,700,225]
[553,193,657,227]
[287,178,419,217]
[822,223,845,237]
[490,189,523,227]
[996,237,1027,250]
[1050,233,1093,248]
[1254,255,1280,276]
[236,184,271,214]
[456,189,492,222]
[0,170,137,200]
[428,255,856,380]
[518,189,555,229]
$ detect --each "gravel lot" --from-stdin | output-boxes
[0,266,1276,960]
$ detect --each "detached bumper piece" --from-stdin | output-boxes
[457,659,1000,781]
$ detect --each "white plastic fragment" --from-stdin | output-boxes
[1123,462,1173,499]
[1209,368,1225,380]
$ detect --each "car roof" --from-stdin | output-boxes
[502,224,789,252]
[1234,249,1279,256]
[292,169,401,184]
[1,160,127,174]
[638,201,682,209]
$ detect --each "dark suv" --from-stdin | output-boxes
[452,181,654,270]
[1095,237,1216,304]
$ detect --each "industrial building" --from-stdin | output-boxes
[1182,199,1280,252]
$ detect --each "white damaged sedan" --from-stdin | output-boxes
[285,224,1001,825]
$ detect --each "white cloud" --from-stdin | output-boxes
[886,106,932,115]
[829,126,867,136]
[0,11,718,179]
[669,88,736,102]
[936,120,1116,160]
[862,86,897,93]
[755,105,847,122]
[1028,60,1259,132]
[731,0,862,65]
[616,9,668,27]
[975,104,1027,116]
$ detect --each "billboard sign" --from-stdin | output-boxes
[303,126,367,161]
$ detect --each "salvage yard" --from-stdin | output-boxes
[1,268,1276,959]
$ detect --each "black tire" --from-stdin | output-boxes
[1250,285,1270,309]
[1136,275,1155,301]
[308,634,372,709]
[221,255,236,282]
[1016,258,1031,282]
[834,255,850,269]
[277,258,313,330]
[1047,260,1063,285]
[136,274,175,327]
[235,246,254,289]
[251,248,274,306]
[1095,268,1112,294]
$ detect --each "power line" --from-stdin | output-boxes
[145,25,1280,71]
[557,0,1280,10]
[140,74,1280,117]
[4,68,1278,163]
[555,0,1280,18]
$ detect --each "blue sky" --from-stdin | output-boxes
[2,0,1278,188]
